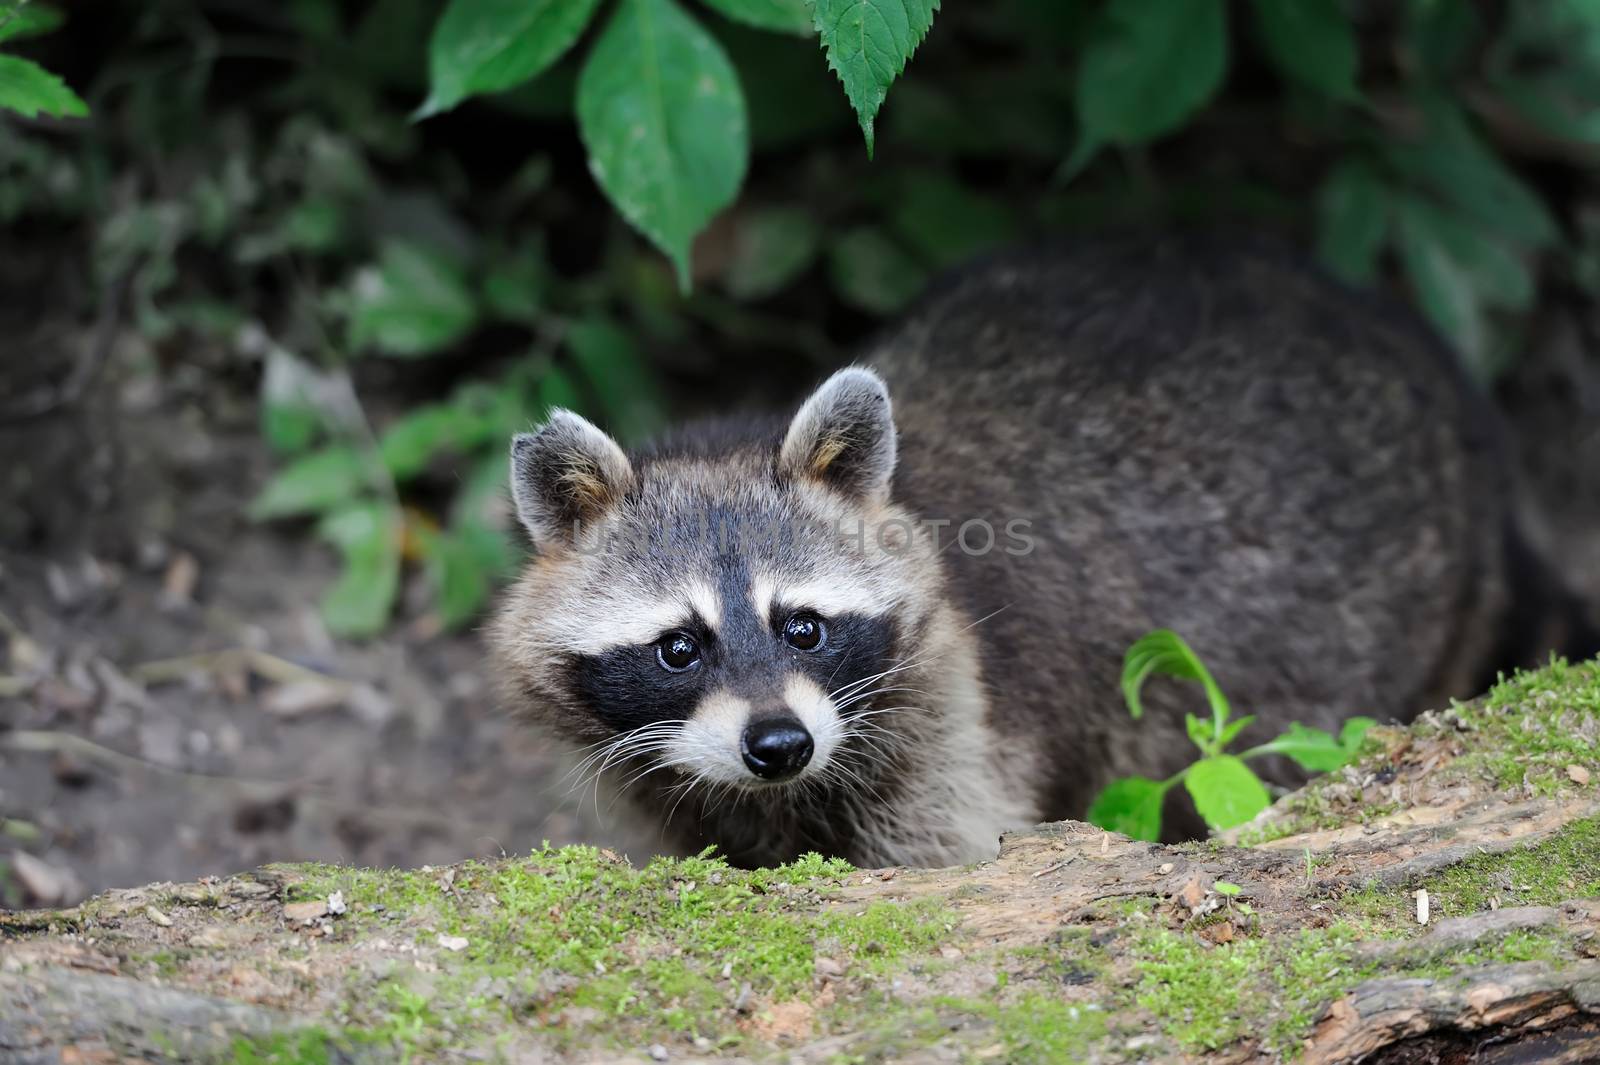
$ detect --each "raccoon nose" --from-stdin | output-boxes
[741,718,814,780]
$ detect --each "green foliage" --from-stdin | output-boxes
[1076,0,1227,146]
[812,0,939,157]
[1248,0,1357,101]
[1084,775,1165,842]
[316,503,404,638]
[347,241,478,357]
[249,447,372,522]
[0,3,84,119]
[1183,756,1270,832]
[1120,630,1228,728]
[11,0,1600,638]
[0,53,81,118]
[1089,631,1374,840]
[420,0,604,117]
[702,0,813,37]
[577,0,748,290]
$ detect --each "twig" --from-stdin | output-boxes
[0,730,465,831]
[129,648,347,689]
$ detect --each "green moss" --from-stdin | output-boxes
[1425,816,1600,914]
[290,846,953,1054]
[229,1029,343,1065]
[1449,656,1600,793]
[1131,928,1268,1051]
[993,993,1108,1063]
[1123,909,1586,1059]
[1339,815,1600,930]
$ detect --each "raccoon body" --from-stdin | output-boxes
[493,234,1548,869]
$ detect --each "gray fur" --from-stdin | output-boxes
[493,233,1564,867]
[510,409,635,547]
[778,366,898,504]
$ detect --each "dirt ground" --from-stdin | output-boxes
[2,277,1599,911]
[0,316,657,908]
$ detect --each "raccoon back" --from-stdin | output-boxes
[869,234,1515,820]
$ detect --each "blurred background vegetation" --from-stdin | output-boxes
[4,0,1600,640]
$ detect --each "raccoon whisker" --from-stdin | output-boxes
[842,706,933,736]
[567,737,679,807]
[827,646,957,702]
[564,723,687,819]
[837,685,931,709]
[613,751,698,795]
[844,699,934,720]
[833,738,900,776]
[664,772,733,827]
[828,604,1010,706]
[695,779,743,826]
[561,721,685,787]
[820,749,888,808]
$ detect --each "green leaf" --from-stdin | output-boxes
[0,54,86,119]
[888,173,1017,268]
[0,3,63,43]
[566,316,665,443]
[379,405,488,481]
[249,447,371,521]
[1252,722,1348,773]
[1339,716,1376,752]
[702,0,813,35]
[1385,99,1559,248]
[811,0,939,156]
[1315,157,1391,286]
[827,226,927,315]
[1395,197,1494,377]
[1076,0,1227,145]
[1493,75,1600,144]
[1086,776,1168,842]
[482,248,547,324]
[1398,196,1535,311]
[349,241,478,358]
[577,0,748,291]
[422,521,510,629]
[723,207,822,301]
[420,0,604,116]
[259,345,355,456]
[1185,755,1271,831]
[1404,0,1479,80]
[316,503,403,638]
[1120,630,1231,736]
[1217,714,1256,752]
[1212,880,1242,897]
[1249,0,1358,100]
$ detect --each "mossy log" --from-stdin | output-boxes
[4,660,1599,1064]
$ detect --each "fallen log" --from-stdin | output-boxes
[4,659,1599,1063]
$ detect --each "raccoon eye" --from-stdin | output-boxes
[782,613,825,651]
[656,632,701,672]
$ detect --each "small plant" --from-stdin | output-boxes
[1087,630,1374,842]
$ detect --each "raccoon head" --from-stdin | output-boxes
[492,368,942,799]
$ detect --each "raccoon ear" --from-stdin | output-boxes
[779,367,897,504]
[509,410,635,546]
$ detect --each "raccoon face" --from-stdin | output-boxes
[493,368,940,797]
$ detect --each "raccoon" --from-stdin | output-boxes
[491,234,1586,869]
